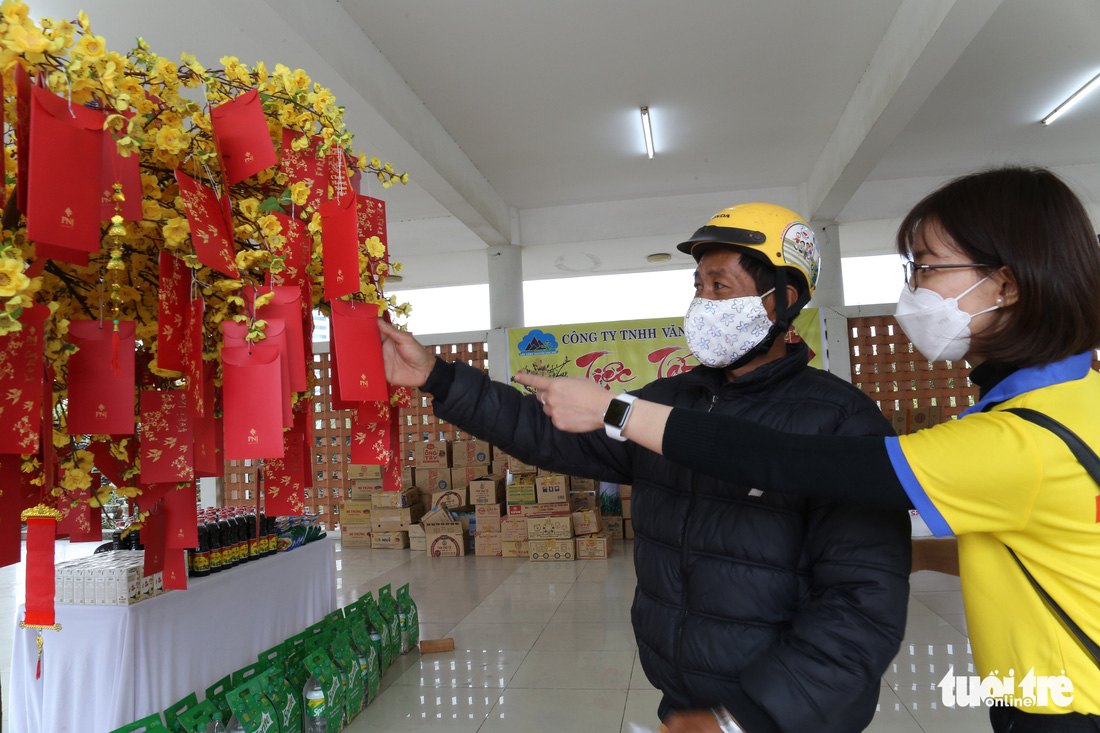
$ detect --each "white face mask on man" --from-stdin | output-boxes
[684,288,775,368]
[894,276,1000,362]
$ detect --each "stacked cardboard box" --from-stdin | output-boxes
[423,506,467,556]
[368,487,421,549]
[621,484,633,540]
[471,474,506,556]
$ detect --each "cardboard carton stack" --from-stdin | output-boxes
[369,487,422,549]
[526,470,575,562]
[422,506,466,556]
[339,495,372,547]
[620,484,633,540]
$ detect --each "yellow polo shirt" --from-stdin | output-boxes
[887,352,1100,715]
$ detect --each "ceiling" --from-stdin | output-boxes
[49,0,1100,290]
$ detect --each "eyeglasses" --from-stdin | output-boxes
[902,261,992,291]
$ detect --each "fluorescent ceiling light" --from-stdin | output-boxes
[640,106,654,158]
[1042,71,1100,125]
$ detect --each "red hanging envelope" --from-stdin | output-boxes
[351,400,391,465]
[328,149,354,204]
[157,252,190,372]
[100,114,143,221]
[67,321,136,435]
[317,194,360,301]
[357,194,388,248]
[0,304,48,454]
[330,300,388,402]
[86,437,133,488]
[246,286,307,392]
[27,85,105,256]
[57,478,102,543]
[223,319,292,427]
[163,548,188,590]
[175,169,239,278]
[211,89,278,185]
[141,505,166,578]
[193,367,222,477]
[164,482,197,549]
[327,329,357,411]
[0,456,25,566]
[221,345,285,460]
[264,429,306,516]
[15,63,30,215]
[139,390,194,484]
[279,129,326,210]
[268,212,310,287]
[184,297,205,418]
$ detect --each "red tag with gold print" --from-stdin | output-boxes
[317,194,360,301]
[184,297,205,418]
[27,85,105,257]
[264,428,307,516]
[357,194,387,248]
[139,391,194,484]
[352,401,391,465]
[15,63,31,215]
[57,479,102,543]
[327,333,356,411]
[222,319,292,427]
[163,482,197,549]
[330,300,388,402]
[141,506,166,578]
[279,129,326,209]
[163,548,188,590]
[193,364,222,477]
[221,345,285,460]
[246,286,308,392]
[67,321,136,435]
[175,169,239,278]
[211,89,278,185]
[268,212,310,286]
[157,252,190,372]
[100,118,143,221]
[0,457,24,566]
[0,304,48,454]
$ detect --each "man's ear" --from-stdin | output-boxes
[786,284,800,307]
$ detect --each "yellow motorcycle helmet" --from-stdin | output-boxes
[676,202,821,299]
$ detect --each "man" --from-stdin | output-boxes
[380,203,910,733]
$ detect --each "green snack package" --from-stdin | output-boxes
[108,713,171,733]
[323,609,345,630]
[177,700,226,733]
[329,630,365,720]
[257,667,302,733]
[302,647,345,733]
[231,659,268,690]
[204,674,233,722]
[347,610,381,705]
[163,691,198,733]
[283,631,312,693]
[257,642,287,680]
[397,583,420,652]
[378,584,402,658]
[225,677,279,733]
[306,620,326,637]
[364,593,394,671]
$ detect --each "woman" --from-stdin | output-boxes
[516,166,1100,732]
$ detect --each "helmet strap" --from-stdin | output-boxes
[724,269,805,372]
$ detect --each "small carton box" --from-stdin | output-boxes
[492,445,508,461]
[430,488,467,511]
[500,516,528,542]
[507,456,538,474]
[474,503,504,533]
[450,466,483,490]
[452,440,492,467]
[506,479,537,505]
[348,481,384,501]
[570,476,598,492]
[624,518,634,540]
[372,505,424,533]
[470,475,506,505]
[619,484,632,499]
[501,540,529,558]
[621,498,632,520]
[474,532,502,557]
[414,440,451,468]
[341,525,371,547]
[603,516,624,539]
[527,515,574,540]
[569,491,599,510]
[529,538,575,562]
[408,524,427,552]
[576,532,612,560]
[572,508,602,537]
[535,474,570,505]
[346,464,383,481]
[423,507,467,557]
[371,487,420,509]
[371,531,409,549]
[340,501,372,524]
[401,467,414,484]
[525,502,572,517]
[416,467,452,492]
[491,460,510,477]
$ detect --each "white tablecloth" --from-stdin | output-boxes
[11,537,336,733]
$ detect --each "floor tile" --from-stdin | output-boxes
[461,601,561,624]
[508,649,635,690]
[532,621,637,651]
[344,684,496,732]
[630,651,657,690]
[393,649,527,689]
[479,688,629,733]
[448,621,546,652]
[621,688,664,733]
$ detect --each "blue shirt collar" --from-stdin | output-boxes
[961,351,1096,417]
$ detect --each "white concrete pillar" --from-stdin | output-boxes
[809,221,853,384]
[487,244,524,382]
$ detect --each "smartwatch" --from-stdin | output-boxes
[712,707,747,733]
[603,394,637,442]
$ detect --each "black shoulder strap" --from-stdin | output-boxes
[1002,407,1100,667]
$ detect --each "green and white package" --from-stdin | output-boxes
[347,611,381,705]
[230,659,268,690]
[397,582,420,652]
[176,699,226,733]
[302,647,345,733]
[329,630,365,721]
[257,642,287,680]
[256,667,302,733]
[204,674,233,723]
[360,592,394,671]
[283,631,313,693]
[225,677,279,733]
[378,584,402,658]
[163,691,198,733]
[108,714,171,733]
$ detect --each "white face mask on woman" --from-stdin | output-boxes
[684,288,775,368]
[894,276,1000,362]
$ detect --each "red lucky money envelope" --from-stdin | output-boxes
[163,482,198,550]
[351,400,391,465]
[139,390,194,484]
[329,300,388,402]
[267,212,310,287]
[211,89,278,185]
[279,129,326,210]
[67,321,136,435]
[141,505,166,578]
[57,479,102,543]
[222,319,292,427]
[317,194,360,301]
[15,63,30,215]
[246,286,307,392]
[157,252,190,372]
[183,297,205,419]
[0,304,48,454]
[221,345,285,460]
[175,169,239,278]
[100,114,143,222]
[0,456,26,566]
[263,429,306,516]
[193,365,222,477]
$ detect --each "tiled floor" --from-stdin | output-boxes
[0,538,992,732]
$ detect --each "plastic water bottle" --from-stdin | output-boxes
[224,714,245,733]
[356,651,370,707]
[304,675,327,733]
[205,718,228,733]
[399,610,409,654]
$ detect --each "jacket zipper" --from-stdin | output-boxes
[673,391,720,695]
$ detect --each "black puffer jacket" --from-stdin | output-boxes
[430,343,910,732]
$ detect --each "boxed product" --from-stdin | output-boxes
[401,467,413,484]
[474,532,502,556]
[576,532,613,560]
[491,460,510,477]
[501,540,528,558]
[348,481,384,501]
[430,488,467,510]
[492,445,508,461]
[371,531,409,549]
[340,501,372,524]
[624,519,634,540]
[371,487,420,509]
[572,508,602,536]
[474,503,504,533]
[603,516,624,539]
[415,468,451,492]
[522,502,571,517]
[529,538,575,562]
[346,464,383,481]
[452,440,492,467]
[500,516,528,542]
[570,476,598,492]
[527,515,574,540]
[341,525,371,547]
[371,505,424,532]
[622,498,632,520]
[535,474,570,505]
[423,507,466,557]
[507,456,538,474]
[414,440,451,468]
[506,478,537,505]
[569,491,599,510]
[408,524,426,552]
[619,484,633,499]
[470,475,506,505]
[450,466,483,490]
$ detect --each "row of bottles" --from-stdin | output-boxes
[188,508,279,577]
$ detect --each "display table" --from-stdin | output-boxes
[10,537,336,733]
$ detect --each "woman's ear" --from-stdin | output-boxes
[994,266,1019,307]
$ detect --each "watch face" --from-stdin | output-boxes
[604,398,631,428]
